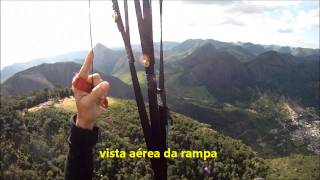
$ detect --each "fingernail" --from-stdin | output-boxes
[102,81,110,88]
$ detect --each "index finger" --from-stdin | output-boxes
[79,49,94,79]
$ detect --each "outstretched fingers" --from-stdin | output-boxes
[79,49,94,79]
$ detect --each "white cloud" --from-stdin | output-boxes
[277,28,293,33]
[218,18,246,26]
[1,0,319,68]
[295,8,320,30]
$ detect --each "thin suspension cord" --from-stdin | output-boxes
[89,0,94,87]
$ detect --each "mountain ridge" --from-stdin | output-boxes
[2,39,319,81]
[1,62,133,99]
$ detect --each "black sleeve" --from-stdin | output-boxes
[64,115,99,180]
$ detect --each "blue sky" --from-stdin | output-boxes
[1,0,319,68]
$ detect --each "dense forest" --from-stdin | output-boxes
[1,89,319,179]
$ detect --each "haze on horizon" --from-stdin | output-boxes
[1,0,319,68]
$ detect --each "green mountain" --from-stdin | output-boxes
[167,39,255,62]
[156,43,320,157]
[248,51,319,106]
[179,43,251,101]
[74,43,124,75]
[1,50,87,82]
[263,45,320,57]
[165,43,319,106]
[1,62,133,99]
[1,96,318,179]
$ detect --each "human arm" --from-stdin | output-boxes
[64,50,110,180]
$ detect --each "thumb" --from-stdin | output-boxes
[88,81,110,102]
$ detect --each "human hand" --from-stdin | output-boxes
[72,50,110,130]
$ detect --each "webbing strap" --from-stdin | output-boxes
[112,1,168,179]
[134,0,164,153]
[134,2,166,179]
[158,1,169,178]
[112,0,153,152]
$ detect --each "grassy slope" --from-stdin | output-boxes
[267,154,320,180]
[118,71,146,86]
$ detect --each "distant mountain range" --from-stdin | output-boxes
[0,42,180,82]
[1,51,88,82]
[171,43,319,105]
[2,39,319,106]
[1,62,133,99]
[1,39,319,82]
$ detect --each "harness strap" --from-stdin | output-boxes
[112,1,168,179]
[158,1,170,178]
[112,0,153,152]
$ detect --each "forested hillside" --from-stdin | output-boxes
[1,95,319,179]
